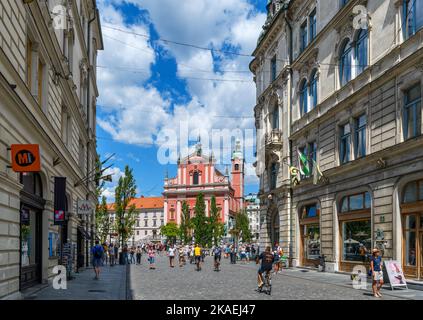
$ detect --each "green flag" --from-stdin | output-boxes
[298,150,310,176]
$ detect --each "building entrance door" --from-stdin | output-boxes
[20,207,42,290]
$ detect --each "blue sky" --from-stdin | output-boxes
[96,0,267,201]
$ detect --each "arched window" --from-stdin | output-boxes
[340,40,352,86]
[235,164,239,171]
[193,171,199,185]
[355,29,368,75]
[403,180,423,203]
[20,172,43,198]
[310,70,318,109]
[299,79,308,116]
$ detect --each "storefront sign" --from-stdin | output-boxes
[54,177,67,225]
[77,200,93,215]
[384,260,408,290]
[11,144,41,172]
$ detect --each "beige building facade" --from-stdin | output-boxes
[0,0,103,298]
[252,0,423,279]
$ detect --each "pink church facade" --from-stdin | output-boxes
[163,140,244,230]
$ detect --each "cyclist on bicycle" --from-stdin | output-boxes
[256,246,275,292]
[213,245,222,271]
[194,243,202,271]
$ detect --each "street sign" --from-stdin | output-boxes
[77,200,93,215]
[10,144,41,172]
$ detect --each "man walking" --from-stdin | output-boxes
[136,246,142,265]
[168,244,176,268]
[109,243,115,266]
[91,240,104,280]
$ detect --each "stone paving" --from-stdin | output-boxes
[129,253,423,300]
[24,264,127,300]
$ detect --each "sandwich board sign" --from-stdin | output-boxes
[384,260,408,290]
[77,200,93,215]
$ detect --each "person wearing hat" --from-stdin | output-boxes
[370,248,384,298]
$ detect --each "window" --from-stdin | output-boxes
[403,84,422,140]
[404,0,423,38]
[271,55,277,82]
[340,123,351,164]
[300,22,308,53]
[355,29,368,75]
[403,180,423,203]
[270,163,277,189]
[153,220,157,227]
[340,40,352,86]
[61,107,71,147]
[235,164,239,171]
[308,141,317,175]
[299,79,308,115]
[300,204,320,219]
[193,171,199,185]
[136,231,139,236]
[340,192,371,213]
[342,220,371,262]
[145,231,148,236]
[354,115,367,159]
[272,105,279,129]
[136,220,139,227]
[309,9,317,42]
[161,220,164,226]
[26,37,47,109]
[310,70,318,109]
[144,220,148,227]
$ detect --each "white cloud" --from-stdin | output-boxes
[100,166,125,202]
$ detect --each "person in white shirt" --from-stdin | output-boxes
[168,244,176,268]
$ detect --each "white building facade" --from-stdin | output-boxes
[252,0,423,279]
[245,194,260,241]
[0,0,103,299]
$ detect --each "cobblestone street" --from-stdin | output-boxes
[128,254,423,300]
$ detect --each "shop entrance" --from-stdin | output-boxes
[19,172,45,290]
[401,179,423,280]
[299,204,320,267]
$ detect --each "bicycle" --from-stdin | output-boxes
[257,270,272,295]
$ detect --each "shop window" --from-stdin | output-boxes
[403,84,421,140]
[342,220,371,262]
[354,114,367,159]
[403,180,423,203]
[300,204,320,219]
[340,192,371,212]
[340,123,351,164]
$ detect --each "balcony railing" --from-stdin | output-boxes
[265,129,283,149]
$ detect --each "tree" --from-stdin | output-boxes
[209,196,224,246]
[114,166,137,245]
[191,193,208,247]
[95,196,110,243]
[179,201,192,244]
[160,222,179,244]
[229,209,252,245]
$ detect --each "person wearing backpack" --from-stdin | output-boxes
[91,240,104,280]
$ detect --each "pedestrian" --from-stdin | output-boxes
[130,247,136,264]
[102,242,108,266]
[136,246,142,265]
[168,244,176,268]
[109,243,115,266]
[240,246,247,264]
[91,240,104,280]
[178,246,185,267]
[123,245,129,265]
[148,247,156,269]
[370,248,384,298]
[114,244,119,265]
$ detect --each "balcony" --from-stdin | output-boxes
[265,129,283,151]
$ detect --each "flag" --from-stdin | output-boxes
[312,160,323,185]
[298,150,310,176]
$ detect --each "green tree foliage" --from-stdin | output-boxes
[95,196,110,243]
[191,193,209,247]
[230,209,252,245]
[160,222,179,244]
[209,196,224,246]
[114,166,137,244]
[179,201,192,244]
